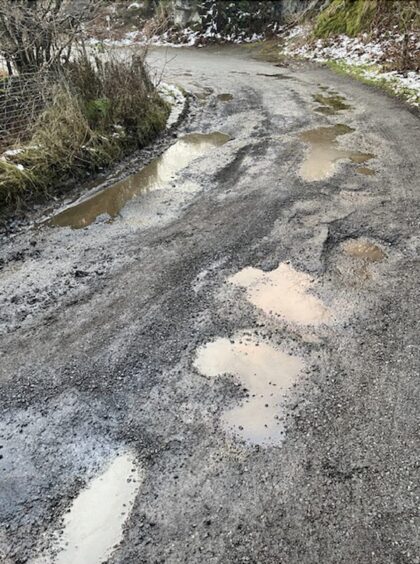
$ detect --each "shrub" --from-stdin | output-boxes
[0,56,169,211]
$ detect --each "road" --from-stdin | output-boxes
[0,45,419,564]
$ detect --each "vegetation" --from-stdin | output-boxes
[327,59,420,106]
[314,0,420,38]
[0,1,170,214]
[0,0,97,74]
[0,56,169,210]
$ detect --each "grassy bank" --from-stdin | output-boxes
[327,60,420,106]
[0,56,169,214]
[314,0,420,38]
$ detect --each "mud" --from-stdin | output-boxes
[299,124,375,181]
[50,132,229,229]
[194,335,304,446]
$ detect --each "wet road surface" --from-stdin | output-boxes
[0,45,419,563]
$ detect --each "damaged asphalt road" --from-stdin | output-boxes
[0,46,419,563]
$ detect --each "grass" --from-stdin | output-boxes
[314,0,377,37]
[327,60,420,106]
[0,56,170,212]
[314,0,420,38]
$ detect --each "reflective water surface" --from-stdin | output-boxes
[51,132,229,229]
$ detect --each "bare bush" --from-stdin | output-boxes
[0,0,98,74]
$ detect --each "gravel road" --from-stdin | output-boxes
[0,45,419,564]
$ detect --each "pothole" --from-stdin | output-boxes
[355,166,376,176]
[194,335,304,446]
[228,262,330,325]
[257,73,291,79]
[50,132,230,229]
[31,451,142,564]
[342,239,386,262]
[298,124,375,181]
[217,93,233,102]
[313,91,351,115]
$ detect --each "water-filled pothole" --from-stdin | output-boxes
[50,132,229,229]
[299,124,375,181]
[217,93,233,102]
[229,263,330,325]
[257,73,291,79]
[313,91,351,115]
[194,336,304,446]
[355,166,376,176]
[31,452,142,564]
[342,239,386,262]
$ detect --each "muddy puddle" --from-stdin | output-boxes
[217,93,234,102]
[313,91,351,115]
[194,336,304,446]
[31,451,142,564]
[50,132,229,229]
[229,262,330,325]
[299,124,375,181]
[342,238,385,262]
[356,166,376,176]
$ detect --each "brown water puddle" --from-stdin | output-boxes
[50,132,229,229]
[313,92,351,115]
[194,336,304,446]
[342,238,386,262]
[217,93,234,102]
[31,452,142,564]
[356,166,376,176]
[299,124,375,181]
[229,263,330,325]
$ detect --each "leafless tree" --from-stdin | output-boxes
[0,0,99,74]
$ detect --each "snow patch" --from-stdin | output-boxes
[158,83,186,129]
[284,26,420,107]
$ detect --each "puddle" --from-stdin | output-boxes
[342,239,386,262]
[229,262,330,325]
[313,92,351,114]
[298,124,375,181]
[217,93,234,102]
[194,336,304,445]
[356,166,376,176]
[50,132,229,229]
[31,451,142,564]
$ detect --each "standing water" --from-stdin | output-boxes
[50,132,229,229]
[31,451,142,564]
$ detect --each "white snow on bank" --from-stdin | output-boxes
[90,26,264,50]
[158,83,186,128]
[284,26,420,106]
